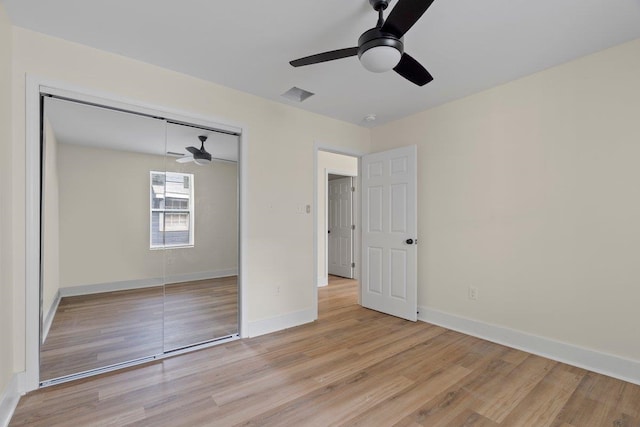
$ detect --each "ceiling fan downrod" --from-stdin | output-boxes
[371,0,389,26]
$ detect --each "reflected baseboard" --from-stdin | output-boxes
[59,269,238,298]
[42,291,61,343]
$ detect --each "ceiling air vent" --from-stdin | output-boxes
[281,87,314,103]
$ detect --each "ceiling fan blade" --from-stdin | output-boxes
[185,146,199,155]
[393,53,433,86]
[382,0,436,38]
[176,156,194,163]
[290,47,358,67]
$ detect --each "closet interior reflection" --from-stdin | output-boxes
[40,97,239,383]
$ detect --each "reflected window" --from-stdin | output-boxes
[150,171,194,248]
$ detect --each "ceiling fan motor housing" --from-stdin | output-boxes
[358,28,404,55]
[358,28,404,72]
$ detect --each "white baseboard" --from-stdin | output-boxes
[59,269,238,297]
[418,306,640,386]
[0,374,21,427]
[248,308,315,338]
[164,269,238,285]
[42,291,61,342]
[317,275,328,287]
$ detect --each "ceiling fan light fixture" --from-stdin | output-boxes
[359,45,402,73]
[193,157,211,166]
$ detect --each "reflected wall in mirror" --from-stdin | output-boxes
[40,97,239,383]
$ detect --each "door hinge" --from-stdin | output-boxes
[351,224,355,230]
[351,262,355,268]
[351,186,355,192]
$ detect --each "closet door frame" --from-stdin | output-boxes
[24,75,248,392]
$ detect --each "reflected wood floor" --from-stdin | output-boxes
[40,277,238,380]
[14,276,640,426]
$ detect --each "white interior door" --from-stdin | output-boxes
[328,177,354,278]
[361,145,417,321]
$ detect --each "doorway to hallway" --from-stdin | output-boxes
[316,150,358,287]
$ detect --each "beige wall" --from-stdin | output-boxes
[10,27,371,373]
[371,38,640,361]
[41,120,60,318]
[316,151,358,284]
[57,143,238,288]
[0,2,14,397]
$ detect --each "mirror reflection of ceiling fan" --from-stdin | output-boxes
[176,135,212,165]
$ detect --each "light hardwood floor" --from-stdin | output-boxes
[40,277,238,380]
[13,276,640,426]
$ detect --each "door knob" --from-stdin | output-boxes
[328,230,331,234]
[406,238,414,245]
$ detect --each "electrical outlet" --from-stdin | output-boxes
[468,286,478,300]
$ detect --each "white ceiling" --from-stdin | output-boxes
[44,97,239,161]
[6,0,640,127]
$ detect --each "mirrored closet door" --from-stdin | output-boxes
[39,96,239,384]
[162,122,239,352]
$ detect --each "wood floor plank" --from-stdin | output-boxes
[343,365,473,426]
[238,371,415,427]
[210,348,355,406]
[617,381,640,419]
[473,354,558,423]
[498,364,584,427]
[313,324,448,385]
[445,409,500,427]
[389,347,513,426]
[10,275,640,427]
[550,372,640,427]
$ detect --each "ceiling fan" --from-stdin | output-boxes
[176,135,212,165]
[289,0,435,86]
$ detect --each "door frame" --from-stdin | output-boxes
[24,75,249,392]
[313,143,366,320]
[325,172,356,281]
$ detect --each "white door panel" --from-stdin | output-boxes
[328,177,354,278]
[361,145,417,321]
